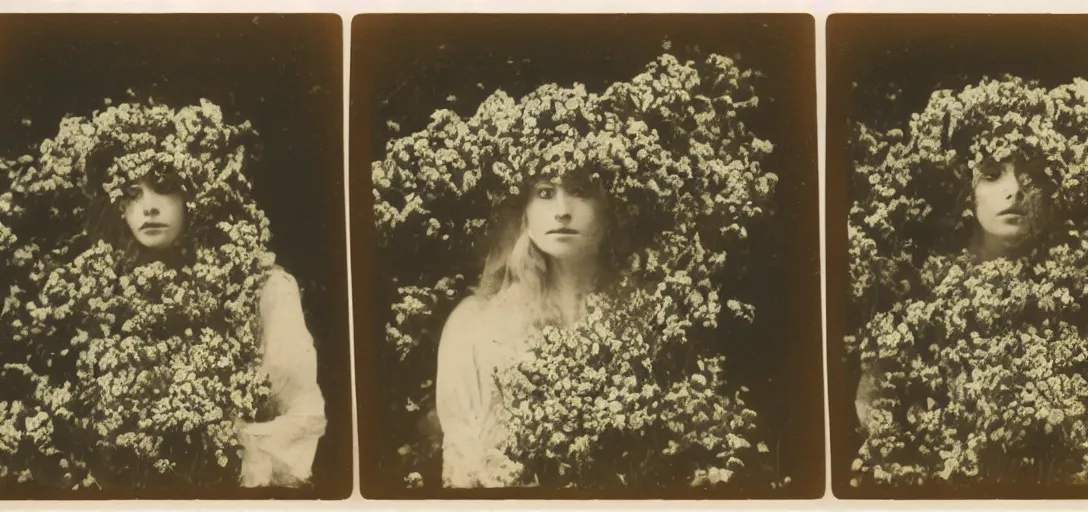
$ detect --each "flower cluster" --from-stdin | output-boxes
[375,50,780,489]
[849,76,1088,487]
[495,290,770,488]
[0,98,276,491]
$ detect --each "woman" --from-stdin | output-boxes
[435,173,612,488]
[377,51,781,491]
[110,172,326,487]
[854,157,1049,425]
[0,99,325,490]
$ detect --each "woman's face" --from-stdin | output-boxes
[121,177,186,250]
[525,179,606,262]
[973,160,1042,245]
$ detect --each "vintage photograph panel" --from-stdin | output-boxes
[828,14,1088,500]
[0,14,350,499]
[352,13,822,500]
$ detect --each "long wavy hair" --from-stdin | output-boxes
[474,170,628,328]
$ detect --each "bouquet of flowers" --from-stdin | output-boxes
[374,48,782,489]
[848,76,1088,487]
[0,96,276,491]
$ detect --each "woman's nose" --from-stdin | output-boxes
[1002,171,1021,200]
[553,192,572,221]
[141,198,161,217]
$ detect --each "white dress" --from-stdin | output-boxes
[237,268,327,488]
[435,294,534,488]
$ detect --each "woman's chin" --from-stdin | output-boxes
[983,223,1031,244]
[139,241,171,251]
[1001,230,1034,246]
[537,245,576,260]
[136,239,178,253]
[541,248,596,264]
[135,232,180,250]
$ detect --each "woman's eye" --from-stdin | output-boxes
[123,185,142,199]
[567,185,588,198]
[148,173,182,194]
[536,187,556,199]
[154,178,181,195]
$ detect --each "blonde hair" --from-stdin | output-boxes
[476,207,557,327]
[475,176,621,328]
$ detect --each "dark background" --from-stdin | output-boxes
[0,14,351,499]
[827,14,1088,500]
[351,13,823,499]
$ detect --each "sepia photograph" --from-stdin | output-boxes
[0,14,350,499]
[352,13,822,499]
[828,14,1088,500]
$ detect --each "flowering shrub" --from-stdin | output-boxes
[374,50,782,489]
[0,97,276,491]
[848,76,1088,487]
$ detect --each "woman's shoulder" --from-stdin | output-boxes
[259,266,302,311]
[441,289,536,352]
[441,294,489,342]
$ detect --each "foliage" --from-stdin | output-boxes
[848,76,1088,487]
[373,49,782,489]
[0,97,275,491]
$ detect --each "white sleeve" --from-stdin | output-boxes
[238,269,327,488]
[435,297,491,488]
[855,368,880,428]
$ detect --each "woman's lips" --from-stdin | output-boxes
[997,207,1028,225]
[141,223,168,231]
[547,228,579,235]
